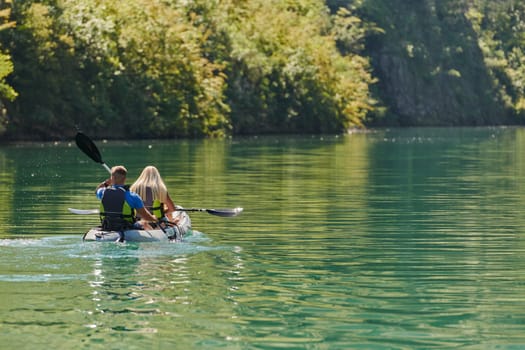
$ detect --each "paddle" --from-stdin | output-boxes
[75,132,111,173]
[68,208,100,215]
[68,207,243,217]
[187,207,244,217]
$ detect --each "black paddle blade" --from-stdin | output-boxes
[179,207,243,217]
[206,208,243,217]
[75,132,103,164]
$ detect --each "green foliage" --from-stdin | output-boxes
[467,1,525,119]
[0,0,16,135]
[353,0,512,126]
[220,0,375,133]
[4,1,76,137]
[0,0,375,139]
[9,0,525,137]
[94,0,231,137]
[0,53,16,101]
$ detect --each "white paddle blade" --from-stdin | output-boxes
[68,208,100,215]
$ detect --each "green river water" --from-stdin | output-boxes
[1,127,525,349]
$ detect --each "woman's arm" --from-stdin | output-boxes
[165,193,176,212]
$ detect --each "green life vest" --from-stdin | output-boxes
[144,187,164,219]
[99,187,136,231]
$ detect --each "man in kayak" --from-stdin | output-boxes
[95,165,158,231]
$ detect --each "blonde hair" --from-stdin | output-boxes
[130,166,168,203]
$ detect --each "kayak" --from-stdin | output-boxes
[73,132,242,243]
[82,209,192,242]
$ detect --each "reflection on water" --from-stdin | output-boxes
[1,128,525,348]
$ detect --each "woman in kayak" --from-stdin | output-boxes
[130,165,178,224]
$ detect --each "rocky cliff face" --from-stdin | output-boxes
[364,0,510,126]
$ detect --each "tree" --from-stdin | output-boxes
[1,0,378,139]
[219,0,375,133]
[0,0,16,136]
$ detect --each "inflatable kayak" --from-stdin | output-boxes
[82,209,192,242]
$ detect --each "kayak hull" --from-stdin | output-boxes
[82,210,192,242]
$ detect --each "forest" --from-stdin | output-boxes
[0,0,525,140]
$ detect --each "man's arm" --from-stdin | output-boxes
[95,178,111,196]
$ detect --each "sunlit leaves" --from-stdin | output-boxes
[20,3,56,61]
[0,53,16,101]
[58,0,117,61]
[112,0,230,136]
[468,0,525,118]
[0,0,16,135]
[222,0,374,132]
[1,0,377,138]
